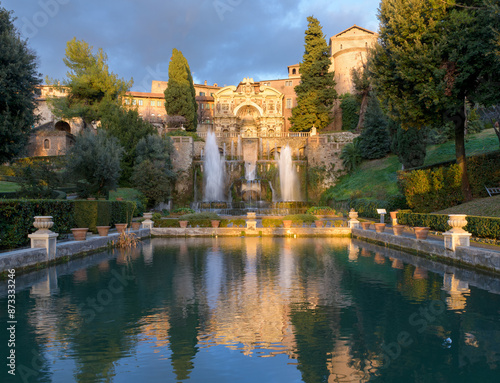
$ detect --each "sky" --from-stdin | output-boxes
[2,0,380,92]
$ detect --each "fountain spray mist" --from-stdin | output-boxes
[278,145,300,201]
[204,132,225,201]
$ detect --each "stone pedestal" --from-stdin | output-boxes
[348,210,360,229]
[28,216,58,261]
[142,212,154,229]
[443,214,471,251]
[246,212,257,231]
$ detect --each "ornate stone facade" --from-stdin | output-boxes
[213,78,284,137]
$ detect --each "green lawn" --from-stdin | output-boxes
[437,194,500,217]
[0,181,20,193]
[325,128,499,202]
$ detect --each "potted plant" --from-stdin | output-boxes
[211,220,220,228]
[131,221,141,230]
[414,227,430,240]
[71,228,88,241]
[282,220,292,228]
[315,220,323,228]
[115,223,127,233]
[179,220,188,228]
[360,222,372,230]
[96,226,111,236]
[392,225,405,236]
[374,223,386,233]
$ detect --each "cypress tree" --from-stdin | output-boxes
[290,16,337,132]
[358,96,391,160]
[164,49,197,131]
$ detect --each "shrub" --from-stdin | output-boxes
[340,140,363,173]
[153,219,180,228]
[229,219,246,227]
[171,207,195,216]
[283,214,317,225]
[179,212,221,220]
[262,218,283,228]
[306,206,336,215]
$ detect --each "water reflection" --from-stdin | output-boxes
[1,238,500,383]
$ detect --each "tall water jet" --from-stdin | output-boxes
[278,145,300,201]
[203,131,225,201]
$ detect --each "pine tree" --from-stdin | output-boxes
[290,16,336,132]
[358,96,391,160]
[164,49,197,131]
[0,6,41,163]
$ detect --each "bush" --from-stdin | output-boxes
[397,211,500,240]
[306,206,336,215]
[153,219,180,228]
[179,212,221,220]
[340,140,363,174]
[262,218,283,228]
[229,219,246,227]
[340,93,360,131]
[283,214,317,225]
[171,207,195,216]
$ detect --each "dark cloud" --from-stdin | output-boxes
[2,0,379,91]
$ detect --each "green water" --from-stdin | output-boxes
[1,237,500,383]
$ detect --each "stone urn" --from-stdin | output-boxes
[179,220,188,228]
[390,211,398,220]
[33,216,54,233]
[348,210,358,220]
[282,220,292,228]
[361,222,372,230]
[211,220,220,228]
[115,223,127,234]
[447,214,468,233]
[374,223,386,233]
[96,226,110,236]
[131,222,141,231]
[315,220,323,228]
[392,225,405,236]
[71,228,88,241]
[143,212,153,220]
[414,227,430,240]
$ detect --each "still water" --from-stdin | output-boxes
[1,237,500,383]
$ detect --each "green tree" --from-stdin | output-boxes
[290,16,337,132]
[339,93,360,131]
[98,101,156,184]
[13,159,61,199]
[48,38,132,126]
[351,62,371,131]
[131,135,176,208]
[388,120,427,169]
[164,49,197,131]
[371,0,500,201]
[358,96,391,159]
[66,130,123,198]
[0,6,41,163]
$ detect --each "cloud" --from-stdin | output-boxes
[2,0,379,90]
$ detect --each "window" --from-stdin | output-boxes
[132,99,137,105]
[125,99,130,105]
[340,44,343,49]
[151,100,155,106]
[44,139,50,150]
[138,100,143,106]
[292,69,296,75]
[201,103,204,110]
[286,98,292,109]
[199,92,205,96]
[157,101,162,106]
[285,81,292,86]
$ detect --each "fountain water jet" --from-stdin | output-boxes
[203,131,225,201]
[278,145,300,201]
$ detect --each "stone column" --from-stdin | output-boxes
[28,216,58,261]
[443,214,471,251]
[246,212,257,231]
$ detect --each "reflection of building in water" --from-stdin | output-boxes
[443,273,470,311]
[139,312,171,350]
[327,340,373,382]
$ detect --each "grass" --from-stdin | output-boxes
[326,128,499,202]
[109,188,143,201]
[437,194,500,217]
[0,181,20,193]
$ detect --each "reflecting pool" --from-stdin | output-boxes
[1,237,500,383]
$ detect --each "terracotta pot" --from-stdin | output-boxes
[361,222,372,230]
[392,225,405,236]
[115,223,127,233]
[390,211,398,220]
[96,226,110,237]
[282,220,292,228]
[414,227,430,240]
[71,228,88,241]
[179,220,188,228]
[116,197,123,201]
[211,220,220,228]
[86,197,96,200]
[374,223,386,233]
[315,220,323,228]
[131,222,141,231]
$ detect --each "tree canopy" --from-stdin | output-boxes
[0,6,41,163]
[371,0,500,200]
[290,16,337,132]
[49,38,132,125]
[164,49,197,131]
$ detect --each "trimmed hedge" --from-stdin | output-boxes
[283,214,318,226]
[154,219,181,228]
[0,199,136,250]
[397,210,500,239]
[262,218,283,228]
[398,151,500,212]
[329,195,408,219]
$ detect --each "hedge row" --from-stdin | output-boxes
[398,151,500,212]
[329,195,408,219]
[0,200,136,250]
[397,210,500,239]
